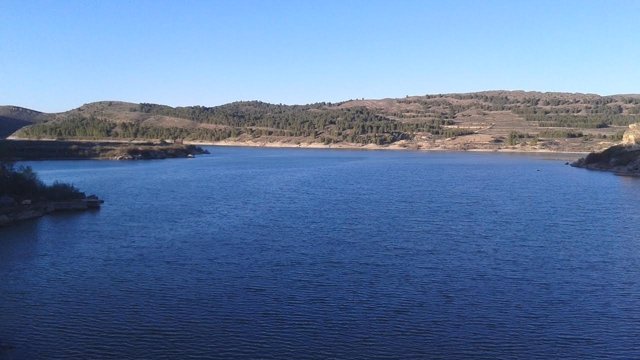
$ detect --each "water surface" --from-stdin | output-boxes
[1,147,639,359]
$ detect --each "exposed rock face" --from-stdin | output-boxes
[622,123,640,145]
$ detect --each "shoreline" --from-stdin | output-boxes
[0,199,103,228]
[187,139,590,154]
[186,139,589,159]
[4,137,589,160]
[571,164,640,178]
[570,144,640,177]
[0,139,208,161]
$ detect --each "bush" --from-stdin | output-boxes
[41,182,86,201]
[0,162,85,201]
[0,163,41,198]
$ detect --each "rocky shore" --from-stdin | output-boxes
[571,145,640,176]
[0,197,103,227]
[571,123,640,176]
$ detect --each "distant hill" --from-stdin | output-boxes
[0,106,50,138]
[4,91,640,152]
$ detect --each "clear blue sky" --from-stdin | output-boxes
[1,0,639,112]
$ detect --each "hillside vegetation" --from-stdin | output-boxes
[0,106,48,138]
[4,91,640,152]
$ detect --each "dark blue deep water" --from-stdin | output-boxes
[1,147,640,359]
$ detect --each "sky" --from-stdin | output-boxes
[1,0,639,112]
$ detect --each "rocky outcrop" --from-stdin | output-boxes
[622,123,640,145]
[572,144,640,176]
[572,123,640,175]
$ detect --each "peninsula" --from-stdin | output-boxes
[0,162,103,227]
[572,123,640,176]
[0,140,209,161]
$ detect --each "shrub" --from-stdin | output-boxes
[0,162,85,201]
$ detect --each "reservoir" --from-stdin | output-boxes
[1,147,639,359]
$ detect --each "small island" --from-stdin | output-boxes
[0,162,103,227]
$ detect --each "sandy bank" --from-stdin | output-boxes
[185,139,587,159]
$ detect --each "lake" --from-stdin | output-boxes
[1,147,639,359]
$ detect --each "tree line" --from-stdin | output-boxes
[18,102,473,145]
[0,162,85,203]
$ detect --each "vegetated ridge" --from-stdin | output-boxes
[3,90,640,153]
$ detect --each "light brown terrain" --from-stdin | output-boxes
[2,91,640,154]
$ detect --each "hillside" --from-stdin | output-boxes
[0,106,51,138]
[5,91,640,152]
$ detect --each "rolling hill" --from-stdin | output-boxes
[0,106,50,138]
[4,91,640,152]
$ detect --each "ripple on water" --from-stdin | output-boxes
[1,148,640,359]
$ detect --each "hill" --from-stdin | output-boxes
[0,106,51,138]
[5,91,640,152]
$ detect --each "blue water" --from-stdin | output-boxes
[1,147,640,359]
